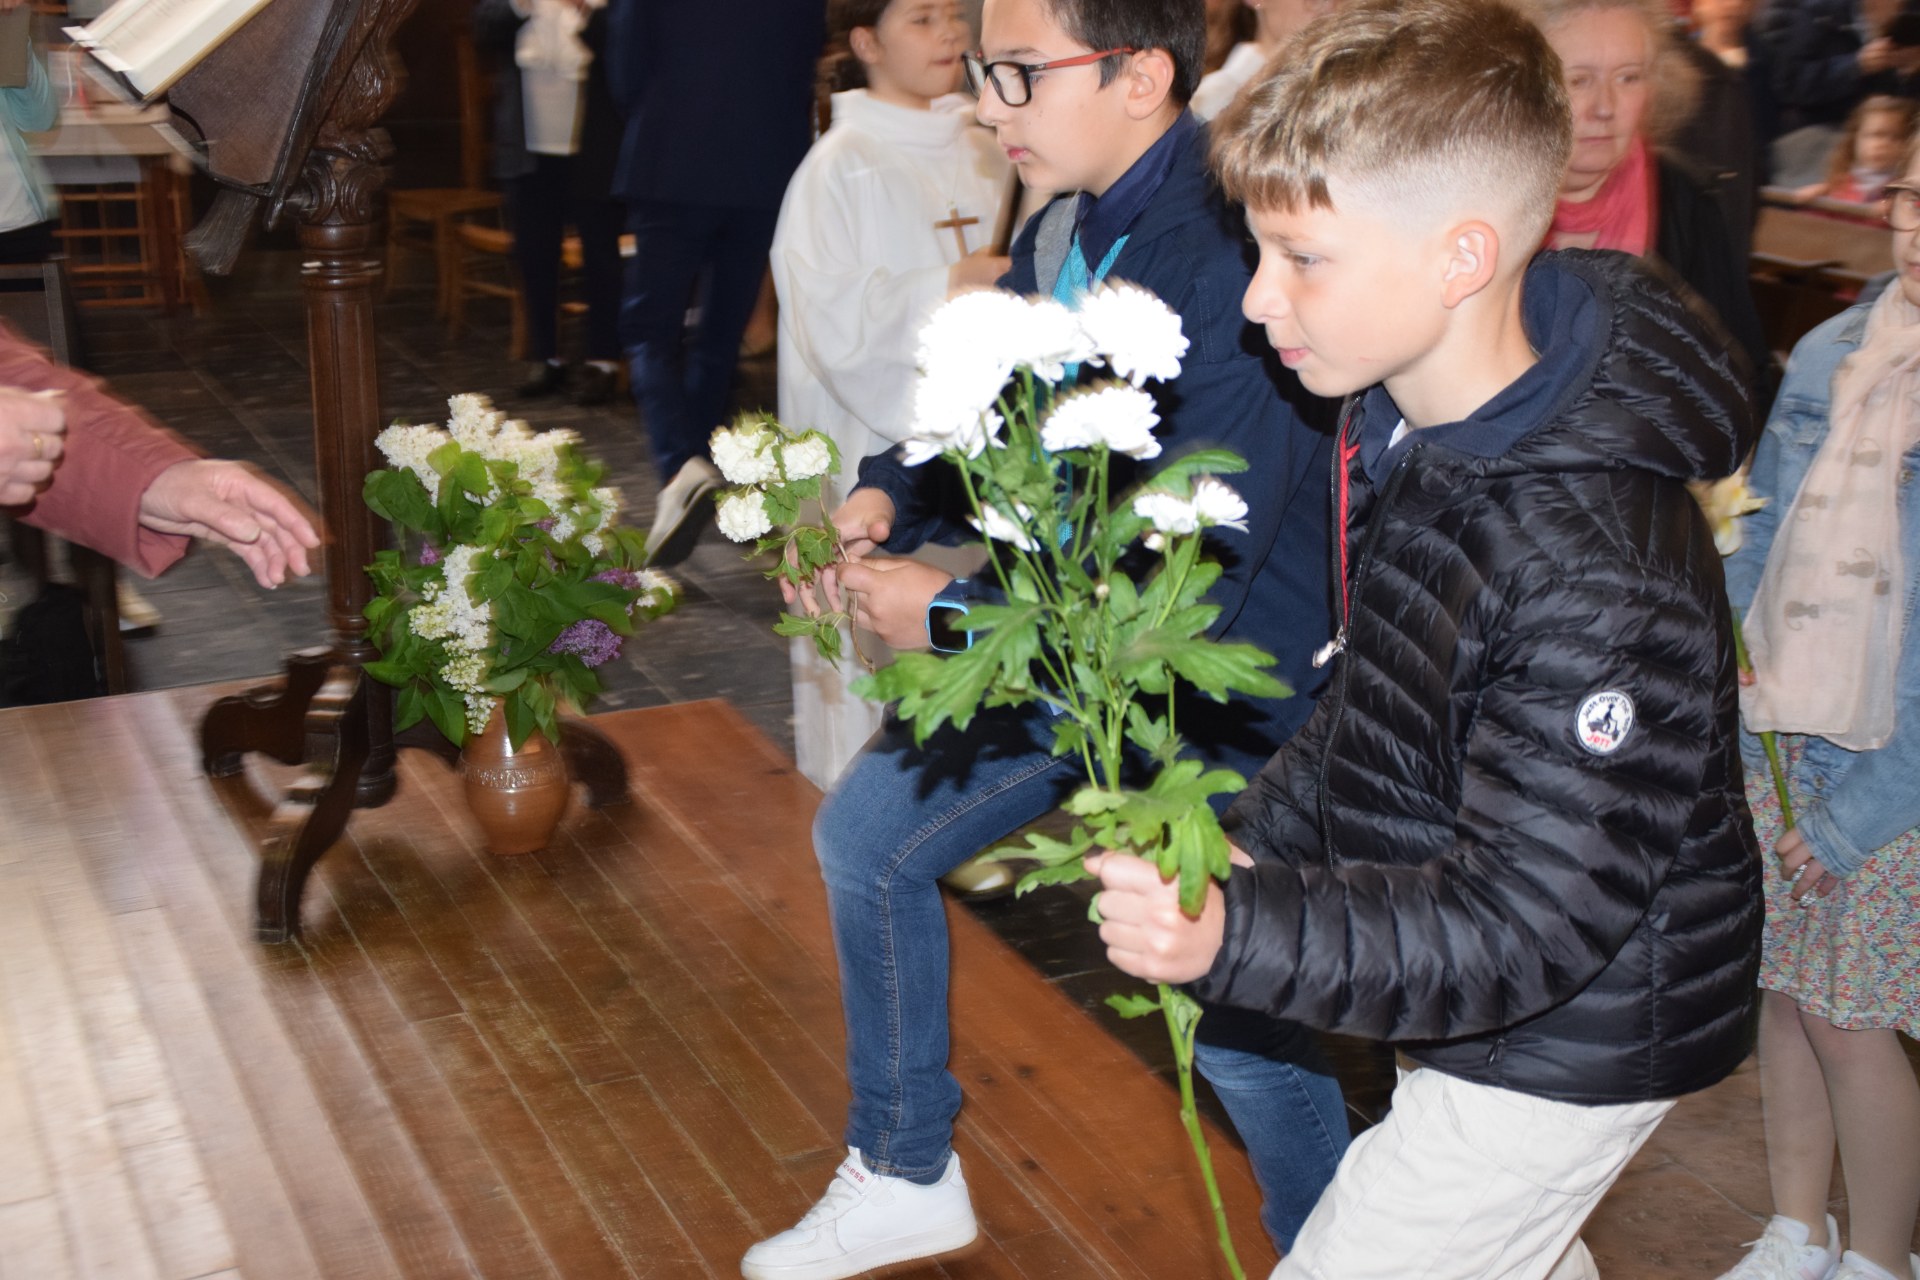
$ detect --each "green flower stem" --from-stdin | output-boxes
[1162,984,1245,1280]
[1730,609,1795,830]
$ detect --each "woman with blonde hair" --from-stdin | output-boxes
[1523,0,1769,377]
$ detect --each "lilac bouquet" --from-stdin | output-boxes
[363,394,678,748]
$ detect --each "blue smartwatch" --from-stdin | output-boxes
[926,580,974,653]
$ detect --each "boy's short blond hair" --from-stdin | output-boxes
[1213,0,1572,250]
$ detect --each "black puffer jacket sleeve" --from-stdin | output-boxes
[1221,686,1330,868]
[1196,546,1719,1043]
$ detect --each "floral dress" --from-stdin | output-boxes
[1748,744,1920,1035]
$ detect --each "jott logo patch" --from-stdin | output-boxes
[1576,690,1635,755]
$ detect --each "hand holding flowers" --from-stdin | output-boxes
[844,282,1281,1279]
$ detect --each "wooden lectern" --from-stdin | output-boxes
[118,0,625,942]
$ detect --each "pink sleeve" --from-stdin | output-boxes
[1,323,202,577]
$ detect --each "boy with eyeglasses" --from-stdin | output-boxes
[740,2,1348,1278]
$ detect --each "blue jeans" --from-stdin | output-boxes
[814,702,1350,1253]
[619,200,779,482]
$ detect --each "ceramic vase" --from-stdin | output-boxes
[460,702,570,855]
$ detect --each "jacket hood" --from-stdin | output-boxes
[1362,250,1756,486]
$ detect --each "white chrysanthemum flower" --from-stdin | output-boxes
[1132,477,1250,538]
[715,489,774,542]
[1190,477,1249,531]
[710,422,780,485]
[1077,282,1188,388]
[1038,386,1162,460]
[1132,491,1202,536]
[967,501,1040,551]
[782,435,833,481]
[1005,297,1098,382]
[898,437,947,467]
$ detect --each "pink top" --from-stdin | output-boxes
[1,321,199,577]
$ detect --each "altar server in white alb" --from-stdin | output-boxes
[771,0,1012,789]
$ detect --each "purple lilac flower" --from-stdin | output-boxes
[549,619,623,668]
[418,541,442,567]
[591,568,642,590]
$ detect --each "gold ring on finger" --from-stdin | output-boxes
[30,432,43,460]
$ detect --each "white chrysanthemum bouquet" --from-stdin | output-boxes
[704,412,854,662]
[362,394,677,748]
[870,284,1282,1279]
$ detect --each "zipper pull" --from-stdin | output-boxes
[1312,626,1347,670]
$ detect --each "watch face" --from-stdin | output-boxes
[927,602,973,653]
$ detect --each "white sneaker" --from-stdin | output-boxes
[1832,1251,1920,1280]
[740,1148,977,1280]
[1717,1214,1842,1280]
[645,456,722,567]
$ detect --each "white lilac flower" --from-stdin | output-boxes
[967,501,1040,551]
[781,435,833,481]
[715,489,774,542]
[375,423,449,502]
[710,422,780,485]
[464,692,494,737]
[1076,282,1189,388]
[1038,386,1163,460]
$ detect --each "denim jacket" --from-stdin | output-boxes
[1724,302,1920,877]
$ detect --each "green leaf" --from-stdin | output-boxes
[363,659,412,688]
[1015,824,1095,867]
[1013,861,1097,896]
[773,613,818,637]
[395,682,426,733]
[1118,632,1289,703]
[483,668,529,694]
[1124,702,1173,762]
[1105,992,1163,1019]
[425,684,468,746]
[1150,449,1251,489]
[363,470,437,532]
[505,689,536,749]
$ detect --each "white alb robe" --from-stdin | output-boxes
[771,90,1008,789]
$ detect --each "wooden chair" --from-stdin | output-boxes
[384,34,502,316]
[1750,187,1892,357]
[446,226,635,363]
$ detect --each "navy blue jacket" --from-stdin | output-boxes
[857,121,1337,778]
[603,1,823,210]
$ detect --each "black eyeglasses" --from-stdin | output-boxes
[1885,184,1920,231]
[961,47,1137,107]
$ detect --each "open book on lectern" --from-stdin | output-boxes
[65,0,279,100]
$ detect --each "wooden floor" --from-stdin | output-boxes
[0,690,1277,1280]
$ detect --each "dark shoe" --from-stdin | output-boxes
[572,363,618,406]
[644,457,722,566]
[517,361,568,398]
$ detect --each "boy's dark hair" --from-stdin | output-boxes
[1214,0,1571,248]
[821,0,894,94]
[1042,0,1205,105]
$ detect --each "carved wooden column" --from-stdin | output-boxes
[200,0,420,941]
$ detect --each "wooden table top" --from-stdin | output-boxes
[0,689,1274,1279]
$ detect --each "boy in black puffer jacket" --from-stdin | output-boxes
[1090,1,1764,1275]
